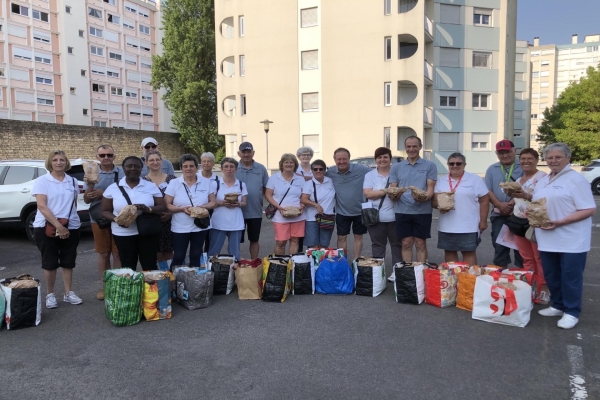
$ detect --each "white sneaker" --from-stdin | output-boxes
[538,306,564,317]
[557,314,579,329]
[46,293,58,309]
[387,273,395,283]
[63,291,83,305]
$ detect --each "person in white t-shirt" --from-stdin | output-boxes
[32,150,82,309]
[198,152,218,254]
[432,153,489,265]
[207,158,248,261]
[533,143,596,330]
[301,159,336,248]
[362,147,402,266]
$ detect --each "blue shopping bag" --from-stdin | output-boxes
[315,256,354,295]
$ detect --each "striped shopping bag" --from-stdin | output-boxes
[104,269,144,327]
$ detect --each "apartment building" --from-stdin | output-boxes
[0,0,174,131]
[529,34,600,149]
[513,40,531,150]
[215,0,517,174]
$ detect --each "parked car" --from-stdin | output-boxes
[350,156,405,169]
[581,159,600,195]
[0,159,91,243]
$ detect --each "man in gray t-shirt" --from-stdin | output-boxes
[140,137,175,177]
[235,142,269,259]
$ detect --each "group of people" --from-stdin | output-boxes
[32,136,595,330]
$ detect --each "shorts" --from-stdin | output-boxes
[241,218,262,243]
[437,231,480,252]
[34,228,80,270]
[336,214,367,236]
[395,213,432,240]
[91,223,118,254]
[273,221,306,241]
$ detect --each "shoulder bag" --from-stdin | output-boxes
[118,185,162,235]
[89,171,119,229]
[312,181,335,230]
[183,183,211,229]
[265,179,293,220]
[361,178,390,227]
[45,177,78,237]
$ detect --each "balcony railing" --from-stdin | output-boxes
[424,15,433,37]
[424,106,433,125]
[424,60,433,81]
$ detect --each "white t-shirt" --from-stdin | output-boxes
[32,173,81,229]
[211,178,248,231]
[533,166,596,253]
[266,173,306,223]
[164,176,217,233]
[362,169,395,223]
[103,178,162,236]
[513,171,547,218]
[434,172,489,233]
[302,177,336,222]
[197,171,217,181]
[296,165,313,178]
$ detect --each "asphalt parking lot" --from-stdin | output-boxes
[0,198,599,399]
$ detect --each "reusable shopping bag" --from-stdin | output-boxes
[472,273,533,327]
[306,248,345,268]
[234,259,263,300]
[0,275,41,330]
[502,268,543,304]
[315,255,354,295]
[292,253,315,295]
[261,256,293,302]
[174,267,214,310]
[353,257,386,297]
[209,254,235,295]
[424,262,468,308]
[456,265,503,312]
[394,262,425,304]
[142,271,173,321]
[0,289,4,330]
[104,269,144,327]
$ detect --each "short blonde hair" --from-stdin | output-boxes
[278,153,299,172]
[45,150,71,172]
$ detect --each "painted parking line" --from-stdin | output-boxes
[584,283,600,287]
[567,345,588,399]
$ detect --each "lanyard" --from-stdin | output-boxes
[500,163,515,182]
[448,173,463,192]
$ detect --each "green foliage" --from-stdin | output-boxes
[537,65,600,163]
[214,147,225,164]
[152,0,223,154]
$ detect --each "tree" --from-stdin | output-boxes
[537,65,600,163]
[152,0,223,155]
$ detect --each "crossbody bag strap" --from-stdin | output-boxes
[113,171,119,183]
[117,185,133,205]
[277,178,294,206]
[377,178,390,210]
[67,177,77,218]
[312,181,318,204]
[182,182,195,206]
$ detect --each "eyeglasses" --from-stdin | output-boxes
[312,167,324,171]
[144,144,157,149]
[97,154,114,158]
[448,162,463,167]
[300,153,312,158]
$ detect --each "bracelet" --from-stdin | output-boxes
[148,207,152,214]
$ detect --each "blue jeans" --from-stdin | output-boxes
[539,251,587,318]
[172,231,209,267]
[208,229,243,261]
[491,216,523,267]
[304,221,334,248]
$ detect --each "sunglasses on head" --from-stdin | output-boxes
[98,154,114,158]
[448,162,463,167]
[312,167,324,171]
[144,144,157,149]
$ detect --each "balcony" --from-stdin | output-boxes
[424,106,433,126]
[424,60,433,84]
[424,15,433,42]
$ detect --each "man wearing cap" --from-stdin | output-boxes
[235,142,269,259]
[484,139,524,267]
[140,137,175,177]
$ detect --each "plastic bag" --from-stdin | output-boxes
[425,262,468,308]
[472,273,533,327]
[456,266,502,311]
[234,259,263,300]
[0,289,4,330]
[0,275,41,330]
[315,256,354,295]
[175,267,214,309]
[104,268,144,327]
[394,262,425,304]
[210,255,235,295]
[261,256,293,302]
[501,268,543,304]
[353,257,386,297]
[142,271,173,321]
[306,248,345,268]
[292,254,315,295]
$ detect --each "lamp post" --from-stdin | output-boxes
[260,119,273,171]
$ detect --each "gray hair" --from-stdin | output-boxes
[296,147,314,157]
[543,143,571,159]
[447,152,466,164]
[221,157,238,169]
[200,152,215,162]
[179,153,199,167]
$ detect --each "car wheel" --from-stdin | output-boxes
[593,179,600,195]
[25,210,37,244]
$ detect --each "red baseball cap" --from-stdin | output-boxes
[495,139,515,151]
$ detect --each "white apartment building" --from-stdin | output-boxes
[0,0,174,131]
[215,0,517,174]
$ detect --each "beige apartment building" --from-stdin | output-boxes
[513,40,531,150]
[216,0,517,174]
[529,34,600,149]
[0,0,173,131]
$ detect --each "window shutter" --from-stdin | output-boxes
[15,92,35,103]
[128,71,140,82]
[143,124,155,131]
[105,31,118,42]
[13,47,33,59]
[472,133,489,143]
[8,24,28,38]
[302,135,319,152]
[440,4,460,24]
[108,104,122,113]
[440,48,459,67]
[38,115,55,123]
[10,69,29,81]
[301,8,318,27]
[439,132,459,151]
[125,54,137,64]
[302,93,318,111]
[301,50,318,70]
[92,102,107,111]
[13,113,32,121]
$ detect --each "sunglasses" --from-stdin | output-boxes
[448,162,463,167]
[144,144,157,149]
[312,167,324,171]
[97,154,114,158]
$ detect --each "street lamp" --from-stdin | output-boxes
[260,119,273,171]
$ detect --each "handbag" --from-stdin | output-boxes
[361,178,390,227]
[89,171,119,229]
[265,179,293,220]
[118,186,162,235]
[45,177,77,237]
[183,183,210,229]
[312,181,335,230]
[506,214,529,237]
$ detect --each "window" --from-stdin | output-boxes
[384,0,391,15]
[472,52,492,68]
[516,53,525,62]
[514,129,522,137]
[127,39,138,49]
[90,26,103,38]
[515,72,525,81]
[141,92,152,101]
[301,50,318,70]
[109,52,122,61]
[540,82,549,88]
[515,91,525,100]
[472,93,489,110]
[140,43,151,52]
[123,20,135,30]
[79,30,84,38]
[33,31,51,43]
[125,4,137,13]
[384,82,391,106]
[68,47,73,55]
[540,60,550,66]
[11,69,29,81]
[108,14,120,24]
[531,114,538,119]
[301,8,318,27]
[384,127,391,148]
[104,0,116,5]
[140,74,151,84]
[8,24,26,38]
[91,65,105,75]
[440,48,460,67]
[139,24,150,35]
[11,3,29,16]
[128,71,140,82]
[81,69,86,77]
[302,92,319,112]
[35,52,52,64]
[587,46,599,52]
[66,6,71,14]
[83,109,88,115]
[540,71,550,77]
[88,7,102,19]
[93,102,107,112]
[473,9,491,26]
[37,97,54,106]
[36,76,52,85]
[239,16,245,37]
[240,94,246,115]
[531,51,540,57]
[107,69,119,78]
[94,121,107,127]
[138,8,149,18]
[303,134,320,152]
[15,91,34,103]
[440,4,460,24]
[13,47,33,61]
[384,36,392,60]
[539,103,548,109]
[92,84,106,93]
[531,134,537,140]
[125,55,136,65]
[532,71,539,78]
[439,91,458,108]
[439,132,459,151]
[129,106,141,116]
[471,133,489,150]
[32,10,49,22]
[126,90,137,98]
[514,110,523,119]
[540,92,549,98]
[140,60,152,69]
[105,31,118,42]
[90,46,104,56]
[108,104,122,114]
[111,87,123,95]
[3,166,35,185]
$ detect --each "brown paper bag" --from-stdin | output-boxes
[408,186,428,202]
[526,197,551,227]
[114,205,138,227]
[189,207,209,218]
[282,206,302,217]
[83,161,100,184]
[499,182,521,197]
[436,192,455,211]
[234,259,263,300]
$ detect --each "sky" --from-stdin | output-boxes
[517,0,600,46]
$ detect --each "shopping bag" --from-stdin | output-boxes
[306,248,345,268]
[142,271,173,321]
[394,262,425,304]
[502,268,543,304]
[234,259,263,300]
[175,267,214,310]
[496,224,518,250]
[104,269,144,327]
[0,275,41,330]
[315,255,354,295]
[456,265,503,312]
[472,273,533,327]
[424,262,468,308]
[0,289,4,330]
[353,257,386,297]
[261,256,292,302]
[209,254,235,295]
[292,253,315,295]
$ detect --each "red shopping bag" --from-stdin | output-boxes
[425,263,468,308]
